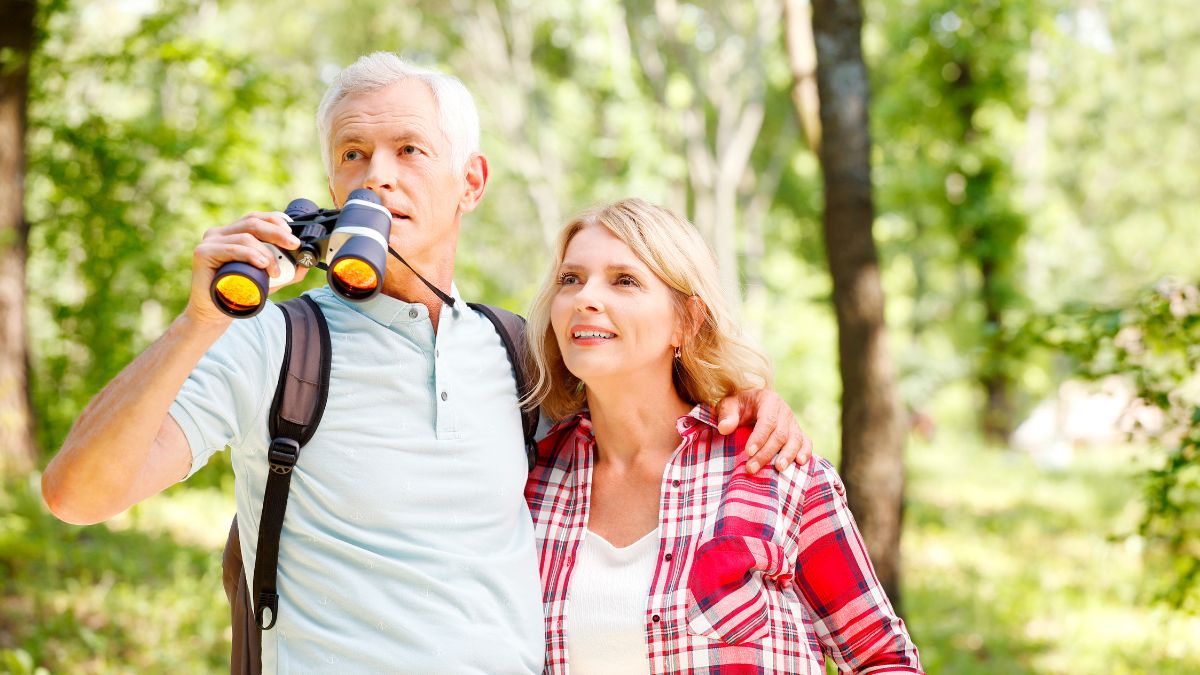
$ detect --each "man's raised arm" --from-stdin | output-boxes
[41,213,302,524]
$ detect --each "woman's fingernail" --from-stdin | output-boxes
[747,443,759,456]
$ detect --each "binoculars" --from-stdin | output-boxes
[210,189,392,318]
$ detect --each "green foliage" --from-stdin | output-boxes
[1036,279,1200,612]
[26,0,310,459]
[869,0,1055,433]
[1037,0,1200,304]
[0,475,231,672]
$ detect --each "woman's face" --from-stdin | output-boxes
[550,224,682,390]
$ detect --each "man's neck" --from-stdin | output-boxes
[381,255,455,330]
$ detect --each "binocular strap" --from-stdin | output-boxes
[388,246,456,308]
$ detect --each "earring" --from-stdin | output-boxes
[674,346,681,359]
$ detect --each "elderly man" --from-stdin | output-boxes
[41,52,808,672]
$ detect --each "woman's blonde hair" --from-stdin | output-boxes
[524,198,771,420]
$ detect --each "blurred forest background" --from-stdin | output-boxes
[1,0,1199,672]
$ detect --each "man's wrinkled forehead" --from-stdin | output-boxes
[327,80,446,146]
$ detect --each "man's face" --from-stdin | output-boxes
[326,79,477,265]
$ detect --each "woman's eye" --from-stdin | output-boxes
[616,275,640,287]
[557,273,580,285]
[342,149,364,162]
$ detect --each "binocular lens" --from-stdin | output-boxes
[330,258,379,298]
[214,272,264,315]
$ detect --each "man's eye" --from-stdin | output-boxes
[400,145,420,155]
[342,149,364,162]
[557,273,580,285]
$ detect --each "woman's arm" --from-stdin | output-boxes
[792,458,923,673]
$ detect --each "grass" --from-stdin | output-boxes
[0,473,233,674]
[2,435,1199,673]
[902,434,1200,673]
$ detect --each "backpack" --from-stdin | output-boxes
[219,295,539,674]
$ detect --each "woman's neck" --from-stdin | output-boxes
[585,375,695,469]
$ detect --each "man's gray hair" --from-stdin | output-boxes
[316,52,481,177]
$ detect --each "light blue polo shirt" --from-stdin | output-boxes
[170,285,544,674]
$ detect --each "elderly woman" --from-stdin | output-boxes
[523,199,922,674]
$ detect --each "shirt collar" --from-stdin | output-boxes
[676,402,718,435]
[330,282,464,328]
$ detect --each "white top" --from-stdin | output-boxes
[170,286,543,674]
[566,528,660,674]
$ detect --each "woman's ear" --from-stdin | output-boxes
[674,295,707,347]
[687,296,707,337]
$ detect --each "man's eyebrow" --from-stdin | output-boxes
[331,130,433,151]
[331,132,366,148]
[392,131,430,145]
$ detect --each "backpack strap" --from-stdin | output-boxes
[252,295,331,630]
[468,302,539,470]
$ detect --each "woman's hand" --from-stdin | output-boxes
[715,389,812,474]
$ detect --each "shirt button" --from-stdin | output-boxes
[681,418,692,428]
[651,614,661,623]
[409,308,419,319]
[663,553,672,562]
[440,391,448,401]
[672,479,681,488]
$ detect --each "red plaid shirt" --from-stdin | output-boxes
[524,404,922,674]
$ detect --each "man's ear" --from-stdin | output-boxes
[327,178,337,207]
[458,153,489,214]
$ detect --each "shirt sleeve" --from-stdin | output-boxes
[793,458,923,673]
[169,303,285,480]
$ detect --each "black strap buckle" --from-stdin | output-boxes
[268,438,300,475]
[256,590,280,629]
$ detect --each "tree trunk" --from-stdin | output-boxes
[0,0,37,475]
[981,256,1015,443]
[808,0,906,609]
[952,60,1017,444]
[783,0,821,155]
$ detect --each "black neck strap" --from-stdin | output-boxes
[388,246,456,308]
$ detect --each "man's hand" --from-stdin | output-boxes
[715,389,812,474]
[185,212,307,326]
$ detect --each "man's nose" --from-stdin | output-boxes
[362,154,397,192]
